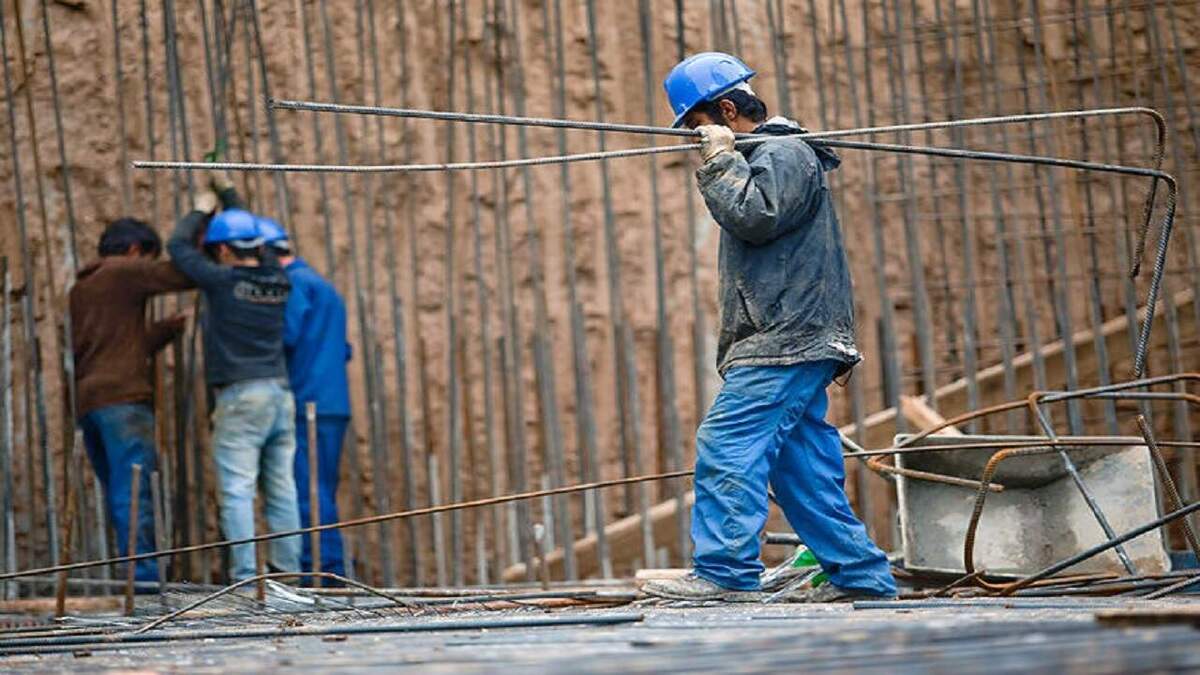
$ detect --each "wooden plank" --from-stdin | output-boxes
[900,396,964,436]
[1095,606,1200,628]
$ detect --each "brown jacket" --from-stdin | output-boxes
[70,257,193,418]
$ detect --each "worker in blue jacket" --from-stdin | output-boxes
[643,53,896,603]
[257,217,351,581]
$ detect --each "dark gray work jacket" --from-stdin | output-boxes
[696,117,861,378]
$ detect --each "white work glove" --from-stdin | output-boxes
[696,124,736,163]
[193,188,220,214]
[207,168,235,193]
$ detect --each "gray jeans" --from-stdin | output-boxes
[212,377,301,581]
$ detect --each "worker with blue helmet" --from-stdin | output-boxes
[644,53,896,604]
[256,216,352,582]
[167,171,300,583]
[203,208,264,251]
[662,51,756,128]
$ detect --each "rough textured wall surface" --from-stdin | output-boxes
[0,0,1196,584]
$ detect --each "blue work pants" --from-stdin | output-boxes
[691,361,896,595]
[293,414,348,578]
[212,378,302,581]
[79,402,159,582]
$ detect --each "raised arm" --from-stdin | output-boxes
[129,258,195,296]
[696,139,825,246]
[167,187,233,289]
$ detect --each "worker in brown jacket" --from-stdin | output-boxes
[70,218,192,582]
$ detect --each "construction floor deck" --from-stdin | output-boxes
[1,593,1199,673]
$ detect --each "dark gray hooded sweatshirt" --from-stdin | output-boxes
[695,116,860,377]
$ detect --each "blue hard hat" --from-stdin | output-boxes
[255,215,290,250]
[663,52,756,128]
[204,208,263,249]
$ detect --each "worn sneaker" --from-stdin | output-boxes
[760,546,827,593]
[793,582,897,604]
[641,572,761,602]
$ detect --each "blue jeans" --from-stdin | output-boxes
[294,415,348,578]
[212,378,301,581]
[79,402,158,582]
[692,361,896,595]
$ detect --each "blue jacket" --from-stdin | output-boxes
[696,117,860,377]
[283,258,352,417]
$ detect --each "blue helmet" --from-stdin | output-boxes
[204,208,263,249]
[663,52,756,128]
[255,215,290,251]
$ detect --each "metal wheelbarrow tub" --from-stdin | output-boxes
[895,434,1169,576]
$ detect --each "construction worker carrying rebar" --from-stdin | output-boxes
[70,219,193,585]
[642,52,897,603]
[255,217,352,582]
[166,171,301,582]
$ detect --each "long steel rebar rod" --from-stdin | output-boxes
[266,101,1171,279]
[268,100,1165,153]
[0,469,691,582]
[132,571,422,635]
[132,132,1181,384]
[1,427,1199,584]
[0,612,645,656]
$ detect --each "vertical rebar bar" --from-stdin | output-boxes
[764,0,793,119]
[37,0,79,272]
[293,0,337,277]
[506,0,574,581]
[490,0,534,579]
[315,0,393,586]
[0,260,11,600]
[985,0,1047,420]
[124,463,142,615]
[443,0,466,588]
[964,0,1021,433]
[1,0,58,569]
[854,0,903,424]
[1067,0,1119,435]
[1025,0,1083,433]
[111,0,133,213]
[306,403,321,585]
[53,433,81,617]
[825,0,874,530]
[389,0,422,587]
[93,475,110,591]
[675,0,709,456]
[639,0,688,566]
[239,1,265,210]
[880,0,937,407]
[470,0,507,580]
[246,0,292,232]
[139,0,158,224]
[856,0,903,544]
[584,0,650,568]
[942,0,983,426]
[149,471,166,599]
[1140,0,1196,463]
[348,0,396,590]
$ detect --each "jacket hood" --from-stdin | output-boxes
[753,116,841,171]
